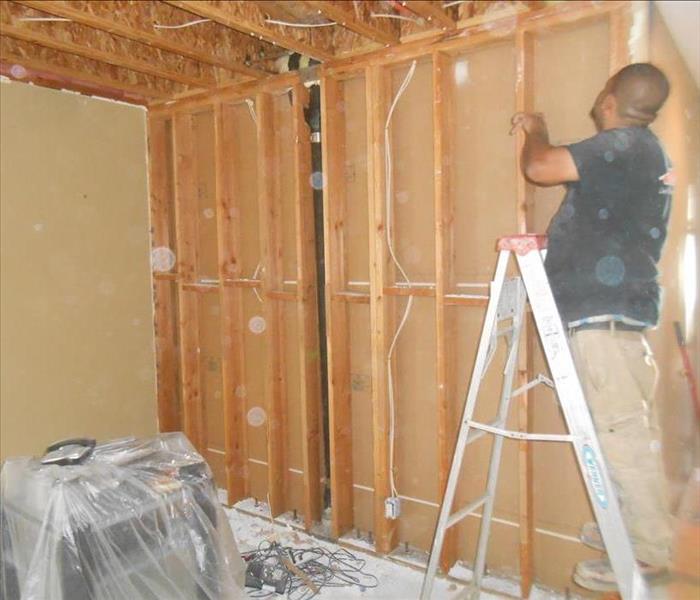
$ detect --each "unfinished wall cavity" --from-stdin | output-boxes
[320,2,653,594]
[148,78,324,530]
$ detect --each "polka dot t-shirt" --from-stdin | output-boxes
[544,126,673,328]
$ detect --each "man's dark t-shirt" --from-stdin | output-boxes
[544,127,672,328]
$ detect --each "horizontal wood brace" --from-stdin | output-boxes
[182,282,218,293]
[223,278,262,288]
[153,272,178,281]
[267,290,298,302]
[333,291,371,304]
[384,285,435,297]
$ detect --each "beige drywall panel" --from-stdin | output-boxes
[0,80,157,462]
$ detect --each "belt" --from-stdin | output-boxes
[569,321,646,333]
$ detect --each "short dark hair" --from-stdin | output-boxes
[610,63,670,125]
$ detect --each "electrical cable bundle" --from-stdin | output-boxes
[242,540,379,599]
[385,60,418,501]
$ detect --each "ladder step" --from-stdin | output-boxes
[465,418,503,445]
[511,373,554,399]
[446,493,489,529]
[467,420,576,443]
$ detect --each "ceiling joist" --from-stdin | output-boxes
[303,1,399,46]
[164,1,335,61]
[0,32,183,99]
[13,0,267,80]
[0,51,168,102]
[404,1,457,30]
[0,21,211,89]
[0,0,537,105]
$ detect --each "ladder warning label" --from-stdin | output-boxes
[583,445,608,508]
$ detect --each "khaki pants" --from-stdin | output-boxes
[569,328,673,568]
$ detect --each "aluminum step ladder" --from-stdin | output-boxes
[420,234,646,600]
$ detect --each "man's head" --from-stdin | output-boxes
[590,63,670,131]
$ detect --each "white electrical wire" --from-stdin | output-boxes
[251,262,263,303]
[443,0,466,7]
[385,60,417,499]
[370,13,421,24]
[265,18,336,28]
[152,18,210,29]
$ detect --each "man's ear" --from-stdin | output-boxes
[602,93,617,117]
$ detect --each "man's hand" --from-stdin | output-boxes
[511,112,579,186]
[510,112,548,137]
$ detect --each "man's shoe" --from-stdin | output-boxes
[581,522,605,551]
[574,558,670,593]
[574,558,618,592]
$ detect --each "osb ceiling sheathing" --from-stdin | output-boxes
[0,1,538,105]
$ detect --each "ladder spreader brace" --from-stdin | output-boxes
[420,234,647,600]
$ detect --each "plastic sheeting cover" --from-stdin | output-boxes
[0,433,247,600]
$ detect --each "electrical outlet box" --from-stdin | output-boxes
[384,496,401,520]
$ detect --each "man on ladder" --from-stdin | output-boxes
[510,63,673,593]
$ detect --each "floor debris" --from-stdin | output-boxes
[225,503,572,599]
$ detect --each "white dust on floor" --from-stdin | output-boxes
[225,506,569,600]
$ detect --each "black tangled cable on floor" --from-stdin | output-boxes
[242,540,379,599]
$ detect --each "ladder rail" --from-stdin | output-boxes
[472,287,526,588]
[419,250,511,600]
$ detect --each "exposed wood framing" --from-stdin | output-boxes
[214,102,248,504]
[292,84,324,528]
[0,21,210,89]
[608,7,628,75]
[172,112,205,452]
[148,118,181,432]
[253,1,304,23]
[165,0,334,61]
[321,1,625,76]
[432,49,457,574]
[610,2,647,73]
[515,26,535,600]
[256,91,288,517]
[144,2,637,588]
[148,76,322,523]
[0,33,183,99]
[14,0,266,80]
[320,75,354,538]
[0,1,588,106]
[149,71,303,114]
[404,1,457,30]
[0,52,165,102]
[304,1,398,46]
[366,64,398,555]
[306,0,633,577]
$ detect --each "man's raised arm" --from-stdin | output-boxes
[511,112,579,187]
